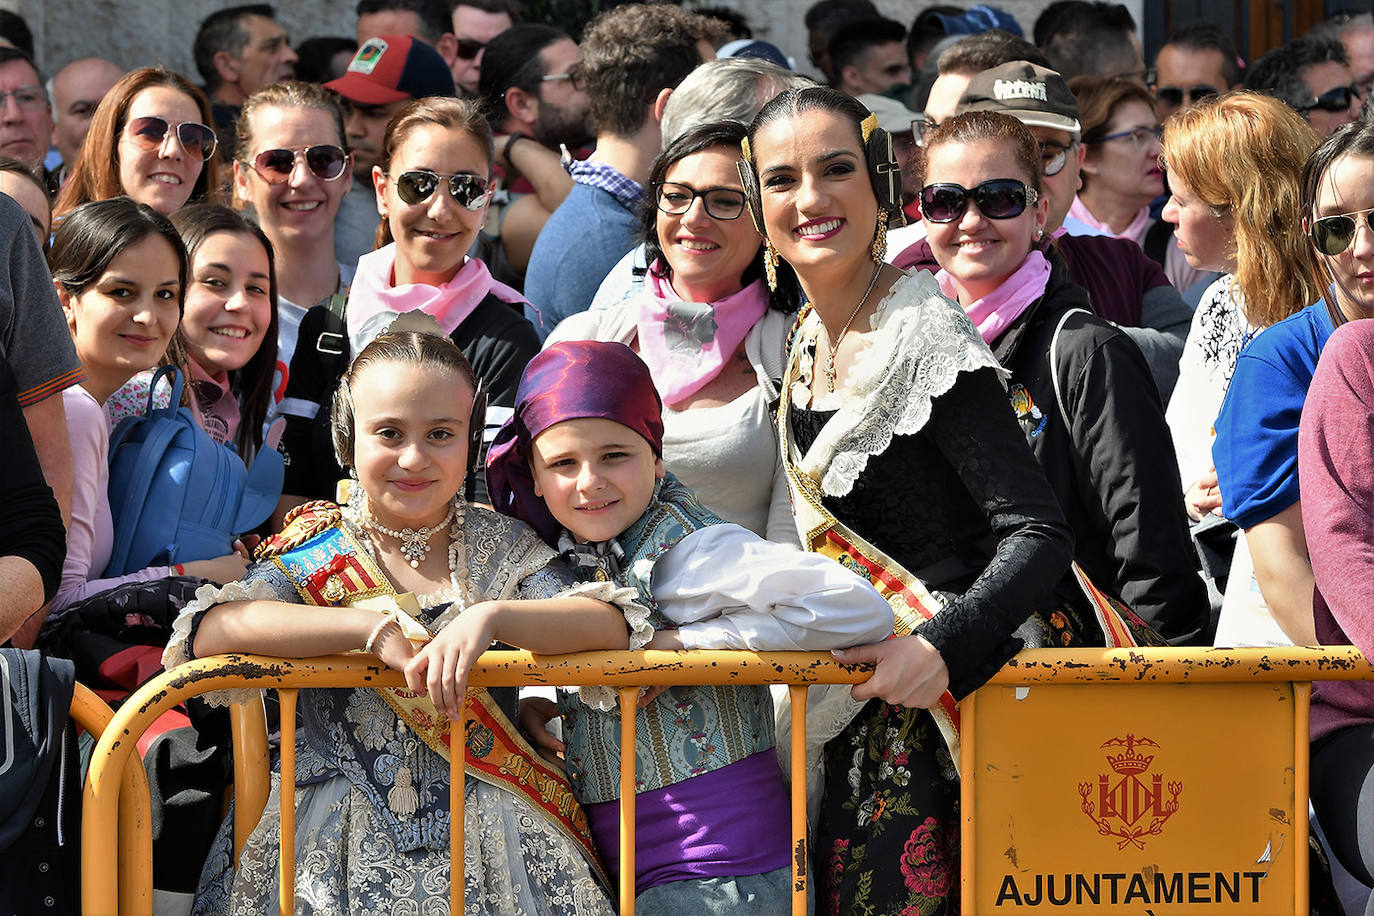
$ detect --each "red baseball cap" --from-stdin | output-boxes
[325,35,456,105]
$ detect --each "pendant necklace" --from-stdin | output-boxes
[366,502,457,568]
[824,262,884,392]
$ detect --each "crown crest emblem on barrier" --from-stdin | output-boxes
[1078,733,1182,850]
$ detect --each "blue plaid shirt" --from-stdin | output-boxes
[564,152,645,211]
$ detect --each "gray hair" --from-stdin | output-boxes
[660,58,815,148]
[1309,12,1374,45]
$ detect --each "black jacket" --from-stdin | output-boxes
[989,256,1208,644]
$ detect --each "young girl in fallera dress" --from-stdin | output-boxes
[164,322,636,915]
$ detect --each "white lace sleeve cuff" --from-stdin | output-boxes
[161,577,292,708]
[553,579,653,711]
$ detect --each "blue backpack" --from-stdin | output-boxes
[103,366,284,576]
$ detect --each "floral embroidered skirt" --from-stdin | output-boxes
[818,700,960,916]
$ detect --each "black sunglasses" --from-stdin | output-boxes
[392,169,490,209]
[1309,207,1374,256]
[920,179,1038,223]
[250,145,350,184]
[1155,85,1219,109]
[1299,84,1359,113]
[653,181,746,220]
[455,37,485,60]
[126,116,217,161]
[1039,141,1076,177]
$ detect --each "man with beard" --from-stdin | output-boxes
[324,33,455,269]
[478,24,593,286]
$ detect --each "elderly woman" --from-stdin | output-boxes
[1068,74,1207,294]
[54,68,221,218]
[548,121,800,542]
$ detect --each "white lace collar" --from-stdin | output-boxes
[789,270,1006,498]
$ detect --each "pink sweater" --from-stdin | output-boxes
[53,386,173,613]
[1300,320,1374,742]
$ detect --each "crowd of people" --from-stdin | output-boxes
[5,0,1374,913]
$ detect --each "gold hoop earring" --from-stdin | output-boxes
[763,241,779,291]
[872,210,888,264]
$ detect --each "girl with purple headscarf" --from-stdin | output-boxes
[486,340,893,914]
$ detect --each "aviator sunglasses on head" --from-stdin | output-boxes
[126,116,217,161]
[392,169,491,210]
[920,179,1038,223]
[1308,206,1374,256]
[250,145,350,184]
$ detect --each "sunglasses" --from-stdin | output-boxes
[1039,141,1077,177]
[126,116,218,161]
[1154,84,1219,109]
[1309,207,1374,256]
[455,37,485,60]
[920,179,1038,223]
[249,145,350,184]
[392,169,491,209]
[1299,84,1360,113]
[653,181,746,220]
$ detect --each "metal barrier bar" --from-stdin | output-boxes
[71,683,155,916]
[788,684,809,916]
[619,686,638,915]
[451,705,468,916]
[83,651,866,914]
[229,697,269,863]
[277,689,298,915]
[90,647,1369,914]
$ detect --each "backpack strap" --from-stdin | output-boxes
[314,293,349,378]
[1048,308,1092,437]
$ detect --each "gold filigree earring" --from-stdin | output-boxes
[763,241,779,291]
[872,210,888,263]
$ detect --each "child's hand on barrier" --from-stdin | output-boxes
[833,634,950,709]
[517,696,566,768]
[405,602,499,720]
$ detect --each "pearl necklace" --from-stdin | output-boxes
[365,502,457,568]
[824,262,884,392]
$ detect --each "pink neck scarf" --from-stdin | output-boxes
[345,245,528,354]
[635,265,769,407]
[937,249,1051,344]
[1068,196,1151,242]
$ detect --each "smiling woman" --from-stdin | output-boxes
[735,88,1148,915]
[546,121,803,542]
[277,96,540,521]
[54,68,222,220]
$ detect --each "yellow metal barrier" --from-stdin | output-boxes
[82,646,1374,915]
[82,650,867,916]
[71,683,156,916]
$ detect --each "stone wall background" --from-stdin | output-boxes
[8,0,1141,86]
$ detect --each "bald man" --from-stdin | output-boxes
[49,57,123,183]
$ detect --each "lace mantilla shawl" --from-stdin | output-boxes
[790,270,1005,497]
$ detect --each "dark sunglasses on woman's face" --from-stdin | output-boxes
[455,38,485,60]
[920,179,1038,223]
[1299,84,1359,113]
[126,116,217,161]
[1154,84,1219,109]
[250,145,350,184]
[392,169,490,209]
[653,181,746,220]
[1308,207,1374,256]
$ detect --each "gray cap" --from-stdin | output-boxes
[857,93,920,136]
[956,60,1081,135]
